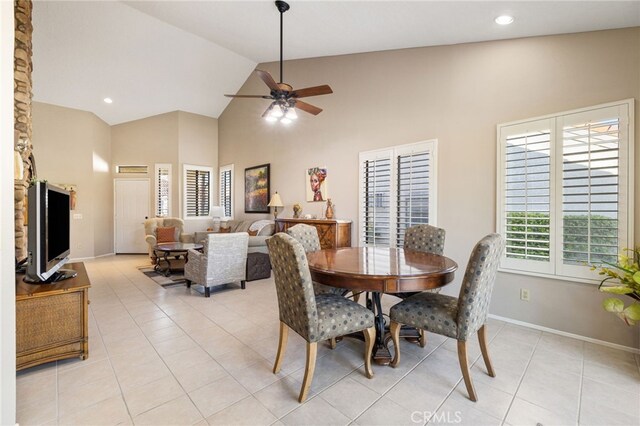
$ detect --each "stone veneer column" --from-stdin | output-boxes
[14,0,33,261]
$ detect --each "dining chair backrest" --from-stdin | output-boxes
[286,224,321,253]
[403,224,446,255]
[456,233,505,340]
[267,233,319,341]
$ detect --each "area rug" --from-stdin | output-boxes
[138,265,187,289]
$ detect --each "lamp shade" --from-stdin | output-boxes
[210,206,224,218]
[267,192,284,207]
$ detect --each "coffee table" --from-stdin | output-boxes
[153,242,203,277]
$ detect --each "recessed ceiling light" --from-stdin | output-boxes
[103,97,113,104]
[495,15,514,25]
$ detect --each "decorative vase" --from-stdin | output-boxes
[325,199,334,219]
[293,203,302,218]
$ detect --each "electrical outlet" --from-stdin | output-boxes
[520,288,530,301]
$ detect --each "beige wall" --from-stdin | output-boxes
[177,111,219,233]
[219,28,640,348]
[32,102,113,258]
[112,111,180,221]
[111,111,219,239]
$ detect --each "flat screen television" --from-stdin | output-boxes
[25,182,76,283]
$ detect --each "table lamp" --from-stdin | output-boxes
[267,192,284,219]
[209,206,224,231]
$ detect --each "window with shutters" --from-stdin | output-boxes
[497,99,633,281]
[359,140,438,247]
[183,165,213,219]
[219,164,233,219]
[155,163,171,217]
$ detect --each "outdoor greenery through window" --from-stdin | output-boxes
[183,165,212,218]
[359,140,437,248]
[497,100,633,281]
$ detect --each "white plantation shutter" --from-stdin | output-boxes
[183,165,212,218]
[395,147,435,248]
[499,119,555,274]
[359,140,438,247]
[557,105,630,279]
[219,165,233,219]
[497,100,632,281]
[360,151,392,246]
[155,164,171,217]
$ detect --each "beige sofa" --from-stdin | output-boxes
[193,220,274,254]
[144,217,194,262]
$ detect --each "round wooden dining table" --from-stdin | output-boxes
[306,246,458,365]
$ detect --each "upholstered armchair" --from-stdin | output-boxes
[144,217,193,262]
[267,233,376,402]
[184,232,249,297]
[389,234,505,402]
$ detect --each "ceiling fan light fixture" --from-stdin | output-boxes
[285,107,297,120]
[269,103,284,118]
[265,115,278,122]
[280,117,292,125]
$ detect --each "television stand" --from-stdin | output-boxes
[16,262,90,370]
[23,268,78,284]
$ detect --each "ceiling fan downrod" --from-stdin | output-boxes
[275,1,289,84]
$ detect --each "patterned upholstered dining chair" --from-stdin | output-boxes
[267,233,376,402]
[396,224,447,346]
[286,224,347,297]
[389,233,505,402]
[404,224,446,255]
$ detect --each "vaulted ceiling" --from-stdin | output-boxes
[32,1,640,125]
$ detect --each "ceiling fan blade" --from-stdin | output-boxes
[224,94,273,99]
[295,100,323,115]
[291,85,333,98]
[261,105,272,118]
[255,69,281,92]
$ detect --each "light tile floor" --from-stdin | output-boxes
[16,255,640,426]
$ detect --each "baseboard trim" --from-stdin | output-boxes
[488,314,640,355]
[69,252,115,262]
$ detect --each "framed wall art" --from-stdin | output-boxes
[306,166,328,202]
[245,163,270,213]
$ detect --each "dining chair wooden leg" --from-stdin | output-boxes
[273,322,288,374]
[299,342,318,403]
[478,325,495,377]
[457,340,477,402]
[418,329,426,348]
[389,321,402,367]
[329,338,337,349]
[185,279,191,288]
[204,287,211,298]
[363,326,375,378]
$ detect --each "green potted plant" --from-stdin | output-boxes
[592,247,640,326]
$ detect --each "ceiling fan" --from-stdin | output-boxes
[224,0,333,123]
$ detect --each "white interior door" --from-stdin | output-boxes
[115,179,150,253]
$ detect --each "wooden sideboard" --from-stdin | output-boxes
[16,262,90,370]
[275,218,352,249]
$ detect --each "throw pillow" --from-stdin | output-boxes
[248,230,259,236]
[219,227,231,233]
[156,226,176,243]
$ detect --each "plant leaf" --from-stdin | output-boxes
[600,286,634,295]
[623,303,640,321]
[603,298,624,313]
[633,271,640,285]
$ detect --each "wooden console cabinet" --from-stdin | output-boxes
[275,218,352,249]
[16,262,90,370]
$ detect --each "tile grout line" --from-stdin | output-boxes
[499,329,542,425]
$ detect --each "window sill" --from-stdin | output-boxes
[497,267,601,286]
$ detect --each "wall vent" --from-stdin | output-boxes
[116,165,148,174]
